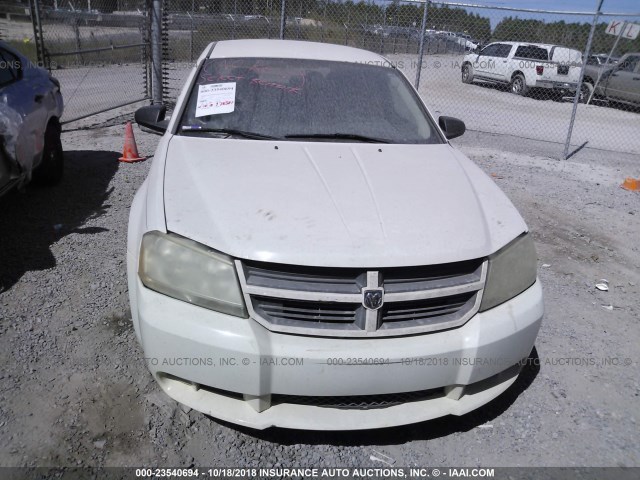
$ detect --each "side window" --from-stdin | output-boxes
[480,44,500,56]
[0,48,21,87]
[516,46,548,61]
[495,44,513,58]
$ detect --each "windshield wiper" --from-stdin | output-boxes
[181,127,280,140]
[284,133,391,143]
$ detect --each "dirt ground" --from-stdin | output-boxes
[0,111,638,469]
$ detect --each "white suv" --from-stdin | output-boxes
[128,39,543,430]
[462,41,583,97]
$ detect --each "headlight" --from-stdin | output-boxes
[139,231,247,317]
[480,233,537,311]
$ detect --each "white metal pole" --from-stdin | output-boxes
[415,1,428,89]
[151,0,162,104]
[279,0,286,39]
[563,0,604,160]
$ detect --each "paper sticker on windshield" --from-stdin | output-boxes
[195,82,236,117]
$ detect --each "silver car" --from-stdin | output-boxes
[0,41,64,196]
[582,52,640,106]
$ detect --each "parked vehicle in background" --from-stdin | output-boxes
[582,52,640,106]
[461,41,583,98]
[455,32,478,49]
[0,41,64,197]
[456,36,478,52]
[127,39,543,431]
[587,54,619,66]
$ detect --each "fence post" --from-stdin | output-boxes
[563,0,603,159]
[140,18,149,100]
[150,0,162,104]
[380,8,386,54]
[362,12,368,48]
[345,6,350,46]
[73,19,82,65]
[321,2,326,43]
[279,0,286,40]
[187,12,195,62]
[414,0,428,89]
[188,12,194,62]
[29,0,46,69]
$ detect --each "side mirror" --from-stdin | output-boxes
[135,105,168,135]
[439,116,466,140]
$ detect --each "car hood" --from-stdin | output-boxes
[163,137,527,267]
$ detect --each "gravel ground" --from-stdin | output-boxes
[0,113,639,469]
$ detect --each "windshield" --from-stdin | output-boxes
[178,57,442,144]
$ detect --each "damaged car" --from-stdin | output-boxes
[128,39,543,430]
[0,41,64,196]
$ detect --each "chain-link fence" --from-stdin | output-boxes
[567,12,640,157]
[157,0,639,157]
[5,0,639,154]
[375,1,640,157]
[388,2,640,156]
[161,0,481,102]
[161,0,284,101]
[1,0,151,123]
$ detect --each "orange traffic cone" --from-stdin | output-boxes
[119,122,145,163]
[621,178,640,191]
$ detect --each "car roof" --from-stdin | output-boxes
[487,41,582,53]
[208,39,388,64]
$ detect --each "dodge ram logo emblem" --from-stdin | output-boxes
[363,288,384,310]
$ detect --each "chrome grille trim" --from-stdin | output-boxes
[236,260,488,338]
[243,285,363,303]
[242,279,483,303]
[251,296,362,329]
[243,263,364,294]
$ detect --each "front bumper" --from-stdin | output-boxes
[130,253,543,430]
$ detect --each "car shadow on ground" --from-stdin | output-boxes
[214,347,541,445]
[0,150,119,293]
[606,100,640,114]
[473,80,510,94]
[472,81,566,102]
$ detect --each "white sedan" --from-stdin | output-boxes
[128,39,543,430]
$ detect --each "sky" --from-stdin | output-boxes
[419,0,640,30]
[476,1,640,14]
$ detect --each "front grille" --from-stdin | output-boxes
[237,259,487,337]
[382,260,484,293]
[380,293,476,328]
[243,263,364,294]
[252,296,363,330]
[273,388,444,410]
